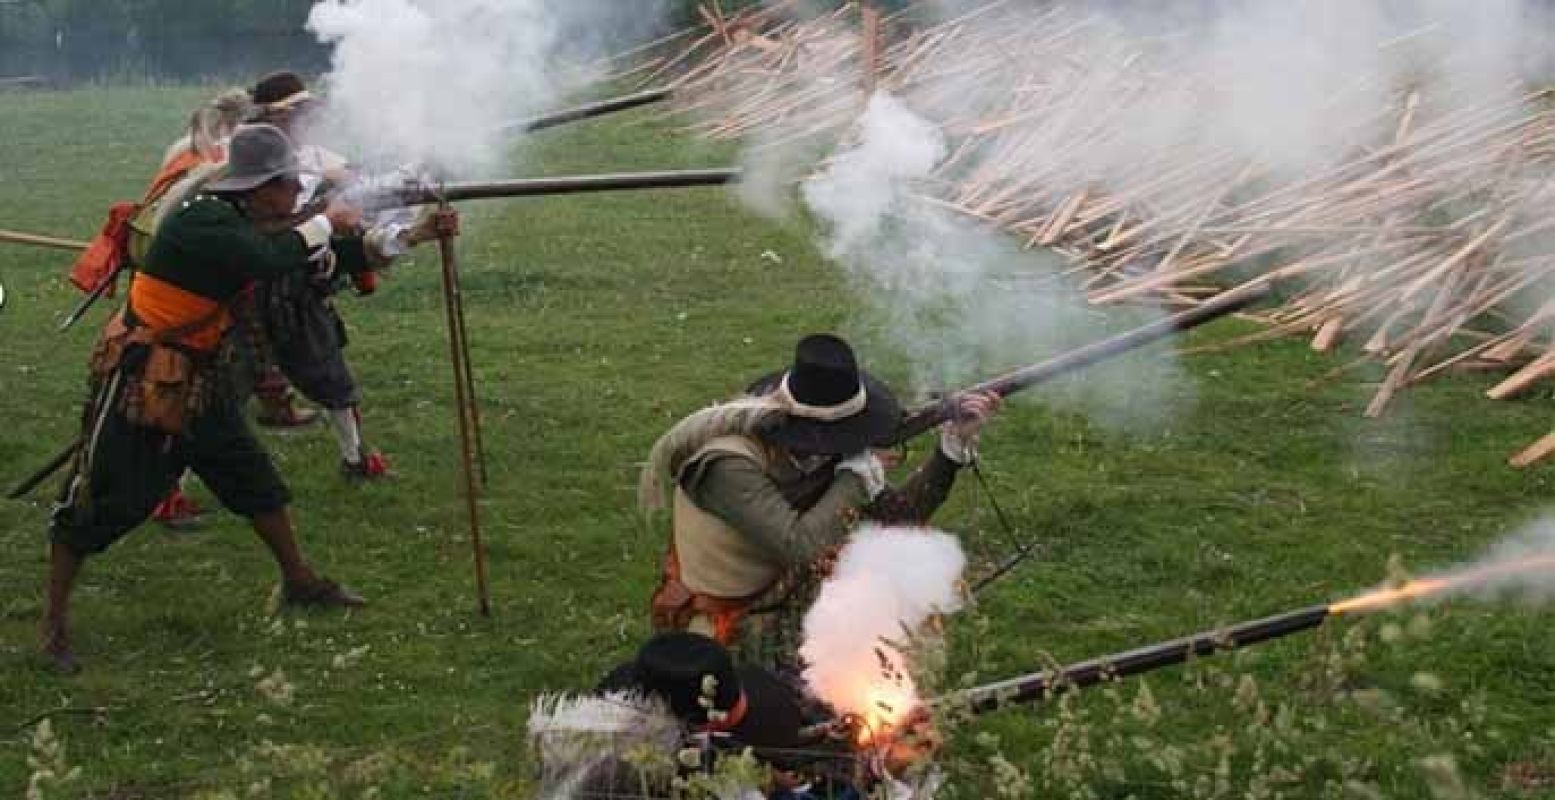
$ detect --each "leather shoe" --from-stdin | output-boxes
[281,576,366,609]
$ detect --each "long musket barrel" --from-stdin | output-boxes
[347,167,740,212]
[955,603,1331,715]
[891,281,1271,444]
[504,87,673,134]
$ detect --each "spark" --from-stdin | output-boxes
[1329,555,1555,615]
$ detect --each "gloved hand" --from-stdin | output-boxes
[938,391,1002,465]
[835,450,887,499]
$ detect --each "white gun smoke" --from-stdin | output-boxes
[1331,515,1555,616]
[801,92,1191,430]
[305,0,667,178]
[1444,517,1555,604]
[800,524,965,735]
[728,0,1555,430]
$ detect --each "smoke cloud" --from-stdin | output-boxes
[801,92,1191,429]
[708,0,1555,430]
[800,524,965,732]
[1450,517,1555,604]
[305,0,667,177]
[1340,516,1555,615]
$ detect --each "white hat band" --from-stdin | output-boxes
[776,373,867,421]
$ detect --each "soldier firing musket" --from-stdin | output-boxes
[528,631,899,799]
[639,333,1003,679]
[637,283,1270,682]
[242,70,466,478]
[42,124,379,674]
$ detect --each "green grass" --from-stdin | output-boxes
[1,85,1553,799]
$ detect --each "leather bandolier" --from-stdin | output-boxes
[87,299,231,438]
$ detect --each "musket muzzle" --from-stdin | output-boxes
[893,281,1271,443]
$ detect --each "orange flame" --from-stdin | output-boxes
[851,682,918,745]
[1328,555,1555,615]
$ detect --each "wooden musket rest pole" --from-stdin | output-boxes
[435,196,491,616]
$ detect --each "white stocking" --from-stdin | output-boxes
[328,408,363,463]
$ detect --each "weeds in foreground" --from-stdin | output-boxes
[25,720,81,800]
[939,602,1521,800]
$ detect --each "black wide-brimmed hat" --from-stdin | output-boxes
[204,124,300,193]
[747,334,901,455]
[597,632,804,753]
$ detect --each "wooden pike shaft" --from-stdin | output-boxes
[1488,353,1555,401]
[0,228,89,252]
[437,223,491,617]
[1510,431,1555,468]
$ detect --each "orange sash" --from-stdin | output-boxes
[128,273,230,351]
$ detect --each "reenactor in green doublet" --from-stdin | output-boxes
[41,125,384,674]
[640,334,1000,675]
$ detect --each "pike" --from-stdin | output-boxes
[889,281,1271,444]
[0,228,90,252]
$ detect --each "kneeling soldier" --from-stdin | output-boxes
[639,334,999,676]
[42,124,377,673]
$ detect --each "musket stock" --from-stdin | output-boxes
[892,282,1271,444]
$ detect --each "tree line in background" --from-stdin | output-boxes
[0,0,741,81]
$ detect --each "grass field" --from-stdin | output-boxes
[1,85,1553,799]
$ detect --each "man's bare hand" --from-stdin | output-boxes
[323,198,364,232]
[407,207,461,245]
[947,391,1001,440]
[938,391,1001,464]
